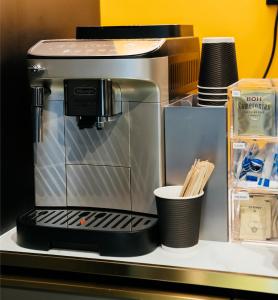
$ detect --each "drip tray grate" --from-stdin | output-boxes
[17,207,159,257]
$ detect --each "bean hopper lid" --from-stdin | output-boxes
[76,25,194,39]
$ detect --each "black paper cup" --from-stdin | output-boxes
[154,186,204,249]
[197,98,227,107]
[198,93,227,100]
[198,37,238,88]
[197,103,226,108]
[198,86,227,94]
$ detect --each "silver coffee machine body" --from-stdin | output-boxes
[28,38,199,214]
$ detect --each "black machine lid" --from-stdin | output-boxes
[76,25,193,39]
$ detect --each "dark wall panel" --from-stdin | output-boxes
[0,0,100,233]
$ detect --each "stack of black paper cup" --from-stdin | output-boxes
[197,37,238,107]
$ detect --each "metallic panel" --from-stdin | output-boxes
[1,278,229,300]
[65,102,130,167]
[28,57,169,102]
[66,165,131,210]
[33,77,166,213]
[129,102,164,214]
[63,79,165,213]
[165,105,228,241]
[29,52,170,215]
[34,100,66,206]
[1,251,277,294]
[1,287,116,300]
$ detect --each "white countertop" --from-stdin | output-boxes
[1,227,278,278]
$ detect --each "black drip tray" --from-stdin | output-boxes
[17,208,159,257]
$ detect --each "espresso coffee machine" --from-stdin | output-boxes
[17,26,200,256]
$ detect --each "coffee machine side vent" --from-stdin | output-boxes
[169,57,200,99]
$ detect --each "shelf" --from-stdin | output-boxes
[1,228,278,294]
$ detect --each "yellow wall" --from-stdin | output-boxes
[100,0,277,78]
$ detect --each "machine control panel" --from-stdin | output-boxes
[28,39,165,57]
